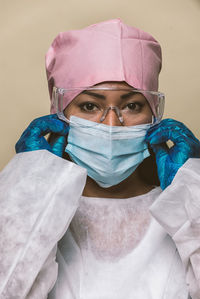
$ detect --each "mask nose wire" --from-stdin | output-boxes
[100,106,124,124]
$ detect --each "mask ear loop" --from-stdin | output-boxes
[56,89,70,123]
[100,106,124,124]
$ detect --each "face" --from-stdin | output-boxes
[64,82,153,126]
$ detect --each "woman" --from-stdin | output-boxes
[0,19,199,298]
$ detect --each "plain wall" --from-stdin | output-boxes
[0,0,200,170]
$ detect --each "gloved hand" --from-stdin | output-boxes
[145,118,200,190]
[15,114,69,157]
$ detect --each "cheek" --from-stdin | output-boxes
[64,106,73,119]
[134,107,153,125]
[125,114,152,126]
[141,98,154,123]
[143,105,153,123]
[145,111,153,123]
[138,115,152,125]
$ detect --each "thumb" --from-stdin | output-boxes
[150,143,168,160]
[51,135,67,157]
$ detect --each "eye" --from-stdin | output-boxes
[123,102,143,112]
[79,102,100,112]
[127,103,137,110]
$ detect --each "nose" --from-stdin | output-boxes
[101,108,123,126]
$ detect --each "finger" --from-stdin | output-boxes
[147,118,194,137]
[148,128,197,147]
[51,136,67,157]
[30,114,69,136]
[151,118,192,132]
[146,118,197,145]
[15,134,51,153]
[150,143,168,160]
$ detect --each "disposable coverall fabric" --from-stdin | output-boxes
[0,150,87,298]
[150,158,200,298]
[0,150,199,298]
[49,188,189,299]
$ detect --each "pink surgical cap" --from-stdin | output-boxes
[45,19,162,114]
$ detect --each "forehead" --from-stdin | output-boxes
[70,81,149,107]
[93,81,134,89]
[75,81,147,103]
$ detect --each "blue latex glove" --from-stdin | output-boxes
[146,118,200,190]
[15,114,69,157]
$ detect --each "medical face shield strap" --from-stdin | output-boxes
[65,116,151,188]
[52,86,165,126]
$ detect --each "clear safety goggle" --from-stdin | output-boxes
[52,86,165,126]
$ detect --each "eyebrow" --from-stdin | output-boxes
[121,91,138,99]
[82,91,106,99]
[82,90,138,100]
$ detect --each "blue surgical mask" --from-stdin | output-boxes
[65,116,151,188]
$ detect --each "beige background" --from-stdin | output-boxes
[0,0,200,170]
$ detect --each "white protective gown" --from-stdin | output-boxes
[0,150,199,299]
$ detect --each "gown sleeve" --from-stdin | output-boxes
[26,245,58,299]
[0,150,87,299]
[149,158,200,299]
